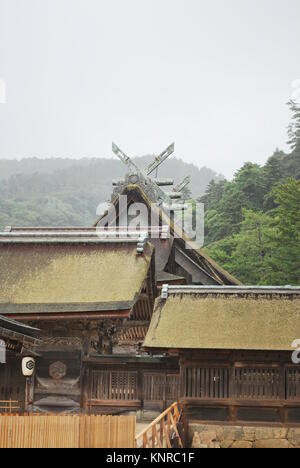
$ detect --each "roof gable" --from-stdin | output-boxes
[94,183,240,285]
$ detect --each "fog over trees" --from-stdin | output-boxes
[0,155,222,228]
[0,102,299,286]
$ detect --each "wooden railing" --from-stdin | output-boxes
[136,402,183,449]
[0,400,20,413]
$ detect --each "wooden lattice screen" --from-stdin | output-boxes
[185,367,230,399]
[286,368,300,400]
[143,373,180,401]
[91,370,138,401]
[234,367,280,400]
[184,365,300,401]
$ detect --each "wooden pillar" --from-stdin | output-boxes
[279,363,287,424]
[137,369,143,410]
[25,375,34,411]
[229,363,235,399]
[81,367,90,414]
[182,402,189,449]
[179,356,186,400]
[163,373,167,411]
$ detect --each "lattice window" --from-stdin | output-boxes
[111,372,137,400]
[91,371,137,401]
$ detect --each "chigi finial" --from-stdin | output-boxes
[145,143,175,176]
[112,142,175,178]
[111,142,192,204]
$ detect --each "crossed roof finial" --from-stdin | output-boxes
[112,142,175,177]
[111,142,191,204]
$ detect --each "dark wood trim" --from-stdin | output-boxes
[89,400,141,408]
[5,310,131,321]
[181,398,300,408]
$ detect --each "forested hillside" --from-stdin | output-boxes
[1,102,299,286]
[0,155,221,229]
[203,101,300,286]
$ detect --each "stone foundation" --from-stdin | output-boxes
[189,424,300,448]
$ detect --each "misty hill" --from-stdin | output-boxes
[0,158,95,180]
[0,156,222,229]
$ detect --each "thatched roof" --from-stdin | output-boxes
[93,183,240,286]
[143,286,300,351]
[0,233,153,316]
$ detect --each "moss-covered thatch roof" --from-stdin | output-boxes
[144,290,300,351]
[0,240,153,315]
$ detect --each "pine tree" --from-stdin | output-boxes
[270,178,300,284]
[287,100,300,152]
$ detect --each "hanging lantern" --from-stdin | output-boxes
[22,357,35,377]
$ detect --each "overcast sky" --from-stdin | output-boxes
[0,0,300,178]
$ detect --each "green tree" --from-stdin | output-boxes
[230,210,275,285]
[234,162,267,211]
[287,100,300,152]
[268,178,300,285]
[204,235,238,276]
[200,179,226,211]
[206,179,300,286]
[205,210,275,285]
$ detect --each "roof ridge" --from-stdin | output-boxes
[162,284,300,297]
